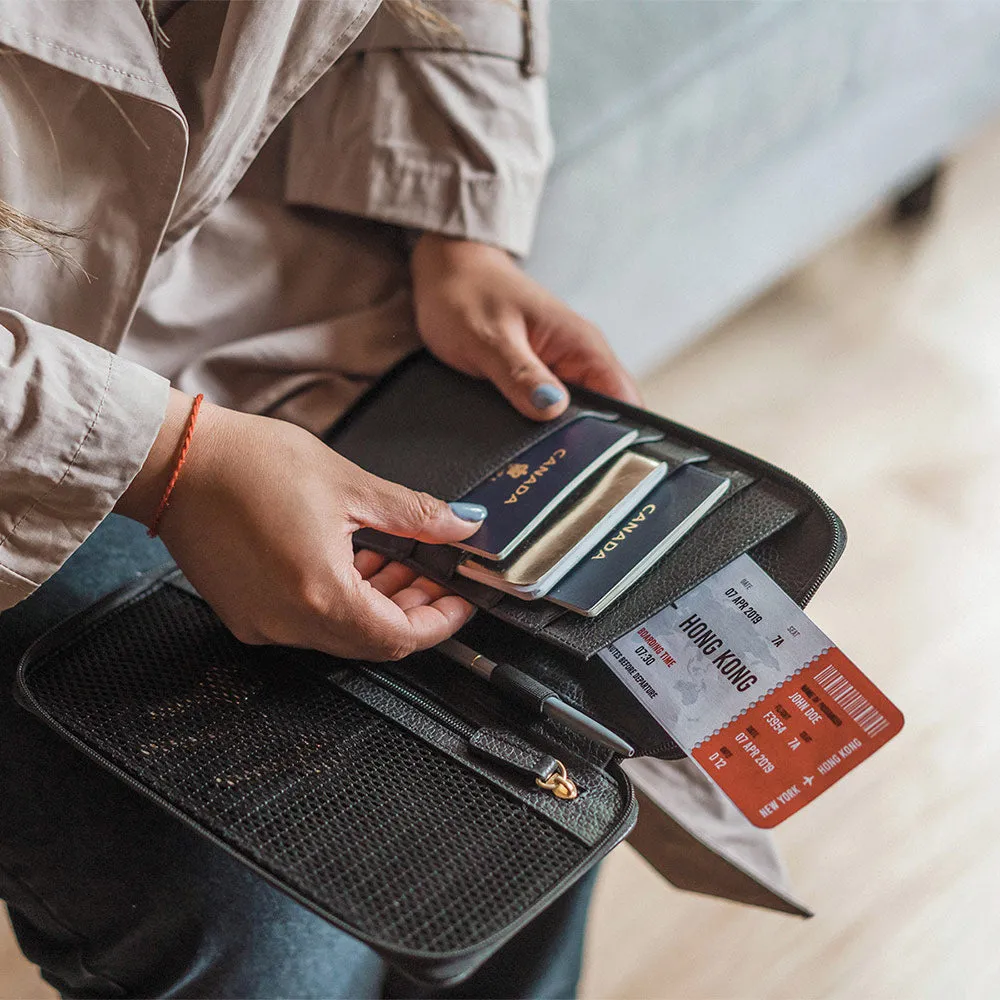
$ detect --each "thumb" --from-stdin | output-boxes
[480,321,570,421]
[352,474,487,544]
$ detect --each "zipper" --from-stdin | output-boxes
[570,387,848,608]
[673,430,846,607]
[734,451,846,606]
[358,666,578,799]
[360,666,479,739]
[14,660,634,969]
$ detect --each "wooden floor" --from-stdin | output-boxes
[4,119,1000,1000]
[579,119,1000,1000]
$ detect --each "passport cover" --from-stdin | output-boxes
[454,415,639,561]
[547,465,731,616]
[457,451,666,598]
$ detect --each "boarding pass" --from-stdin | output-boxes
[597,554,903,827]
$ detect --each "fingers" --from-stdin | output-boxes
[321,569,474,661]
[342,554,475,658]
[400,596,477,646]
[351,474,487,544]
[389,572,476,645]
[475,302,641,415]
[354,554,457,614]
[366,560,419,597]
[359,562,471,631]
[477,316,571,421]
[354,549,387,579]
[387,572,446,610]
[579,356,644,407]
[543,305,644,407]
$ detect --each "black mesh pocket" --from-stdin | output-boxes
[17,577,634,984]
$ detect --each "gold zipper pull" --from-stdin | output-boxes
[536,760,578,800]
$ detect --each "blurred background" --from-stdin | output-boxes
[575,114,1000,999]
[4,1,1000,997]
[530,0,1000,371]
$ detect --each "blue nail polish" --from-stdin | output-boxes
[531,383,565,410]
[449,501,488,522]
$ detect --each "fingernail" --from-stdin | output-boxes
[449,502,488,522]
[531,384,565,410]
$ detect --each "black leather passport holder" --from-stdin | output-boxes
[16,351,845,988]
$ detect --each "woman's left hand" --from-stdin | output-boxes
[411,234,642,420]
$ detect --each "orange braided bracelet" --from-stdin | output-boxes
[147,393,204,539]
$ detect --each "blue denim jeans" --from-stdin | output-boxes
[0,516,596,999]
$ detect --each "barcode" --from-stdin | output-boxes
[814,663,889,738]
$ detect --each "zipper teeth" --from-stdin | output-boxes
[574,391,848,608]
[16,676,637,961]
[739,451,846,606]
[691,439,845,606]
[360,667,479,740]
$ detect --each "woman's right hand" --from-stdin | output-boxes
[114,389,485,660]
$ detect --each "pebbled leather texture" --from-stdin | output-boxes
[541,479,804,657]
[467,729,560,782]
[634,436,710,470]
[747,503,848,604]
[325,353,584,500]
[490,661,555,714]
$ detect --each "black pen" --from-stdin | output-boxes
[435,638,635,757]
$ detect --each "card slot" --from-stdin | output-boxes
[567,384,778,485]
[634,435,710,471]
[526,458,751,623]
[409,542,464,580]
[351,532,504,609]
[537,479,806,659]
[489,594,566,633]
[431,572,506,609]
[353,528,416,563]
[631,428,664,446]
[471,461,758,638]
[333,354,844,683]
[706,461,755,501]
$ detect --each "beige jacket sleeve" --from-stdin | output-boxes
[0,310,169,610]
[285,0,553,257]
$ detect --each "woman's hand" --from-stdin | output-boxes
[115,390,484,660]
[411,234,642,420]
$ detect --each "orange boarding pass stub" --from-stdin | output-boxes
[596,554,903,828]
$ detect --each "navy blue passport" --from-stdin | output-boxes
[546,464,731,616]
[454,415,639,561]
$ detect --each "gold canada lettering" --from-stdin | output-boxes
[503,450,567,504]
[591,504,656,559]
